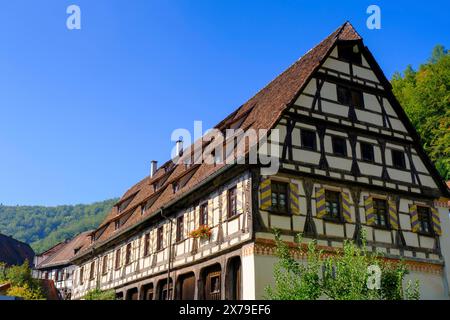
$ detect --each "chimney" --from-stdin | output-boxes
[176,139,183,157]
[150,160,158,178]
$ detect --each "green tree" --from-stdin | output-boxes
[391,45,450,180]
[265,231,419,300]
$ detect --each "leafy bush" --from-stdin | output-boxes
[7,283,45,300]
[84,288,117,300]
[265,230,420,300]
[2,260,45,300]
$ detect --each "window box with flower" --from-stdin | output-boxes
[189,225,212,240]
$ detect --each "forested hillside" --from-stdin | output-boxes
[391,45,450,180]
[0,199,117,254]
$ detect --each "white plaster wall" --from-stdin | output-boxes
[405,271,448,300]
[438,206,450,297]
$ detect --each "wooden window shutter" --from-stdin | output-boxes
[364,196,375,225]
[260,177,271,210]
[315,187,326,218]
[341,192,352,223]
[409,204,420,232]
[431,207,442,236]
[289,182,300,215]
[388,199,399,230]
[237,182,244,215]
[207,200,213,226]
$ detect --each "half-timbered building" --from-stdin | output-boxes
[34,231,91,300]
[69,22,450,300]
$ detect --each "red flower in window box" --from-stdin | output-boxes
[189,225,212,240]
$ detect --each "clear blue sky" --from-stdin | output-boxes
[0,1,448,205]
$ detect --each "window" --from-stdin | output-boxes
[55,270,60,282]
[337,86,351,105]
[325,190,341,221]
[392,150,406,169]
[144,233,151,256]
[210,275,221,294]
[360,142,374,162]
[160,282,173,300]
[157,227,164,251]
[176,216,184,242]
[102,256,108,275]
[271,182,288,214]
[200,203,208,226]
[89,262,95,280]
[351,90,364,108]
[213,149,223,165]
[338,44,362,64]
[115,249,121,269]
[227,187,238,218]
[373,199,389,228]
[301,130,317,151]
[332,136,347,157]
[417,206,433,235]
[125,243,132,265]
[173,182,179,193]
[114,220,120,231]
[337,86,364,108]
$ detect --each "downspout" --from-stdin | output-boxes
[160,207,174,300]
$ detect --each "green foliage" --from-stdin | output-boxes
[5,260,35,287]
[391,45,450,180]
[84,288,116,300]
[0,199,118,253]
[1,260,45,300]
[7,283,45,300]
[265,230,420,300]
[265,231,322,300]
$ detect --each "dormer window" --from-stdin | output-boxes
[338,44,362,65]
[173,182,179,193]
[212,149,223,165]
[114,220,120,230]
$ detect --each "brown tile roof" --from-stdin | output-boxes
[75,22,362,257]
[0,234,35,267]
[35,231,92,269]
